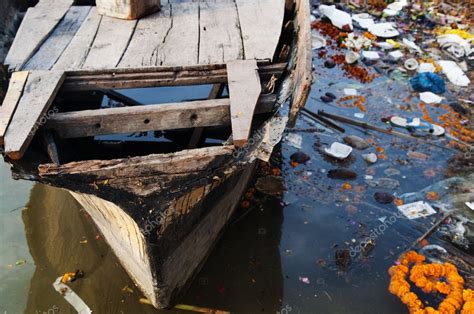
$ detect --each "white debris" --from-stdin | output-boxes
[397,201,436,220]
[377,42,396,50]
[362,153,378,164]
[417,62,436,73]
[53,277,92,314]
[466,202,474,210]
[354,112,365,119]
[368,22,399,38]
[389,50,404,60]
[438,60,470,87]
[402,38,422,53]
[419,92,443,104]
[319,5,353,30]
[343,88,358,96]
[345,51,360,64]
[362,51,380,60]
[352,13,375,29]
[324,142,353,160]
[383,0,408,16]
[286,133,303,149]
[312,32,326,50]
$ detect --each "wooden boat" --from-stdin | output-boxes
[0,0,311,309]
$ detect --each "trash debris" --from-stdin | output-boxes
[362,51,380,60]
[404,58,419,71]
[61,270,84,284]
[299,276,310,284]
[362,153,377,163]
[419,92,443,104]
[53,276,91,314]
[285,133,302,149]
[327,168,357,180]
[15,259,26,266]
[319,5,353,30]
[388,50,404,61]
[312,32,326,50]
[397,201,436,219]
[390,116,445,136]
[343,88,358,96]
[343,135,369,150]
[368,23,399,38]
[409,72,446,94]
[345,51,360,64]
[437,60,470,87]
[324,142,353,160]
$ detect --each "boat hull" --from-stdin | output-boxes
[69,161,257,308]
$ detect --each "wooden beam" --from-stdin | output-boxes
[40,131,60,165]
[47,94,275,139]
[0,72,29,145]
[227,60,261,147]
[61,63,285,91]
[5,71,66,160]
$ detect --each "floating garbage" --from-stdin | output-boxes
[389,116,445,136]
[343,88,358,96]
[383,0,407,16]
[319,5,353,30]
[324,142,352,160]
[402,38,422,54]
[409,72,446,94]
[362,51,380,60]
[365,177,400,189]
[417,62,436,73]
[404,58,419,71]
[362,153,377,164]
[437,60,470,87]
[419,92,443,104]
[312,32,326,50]
[352,13,374,29]
[343,135,368,149]
[368,23,399,38]
[345,51,360,64]
[397,201,436,219]
[388,50,404,61]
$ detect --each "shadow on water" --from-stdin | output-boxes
[21,183,284,313]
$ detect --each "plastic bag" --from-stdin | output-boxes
[409,72,446,94]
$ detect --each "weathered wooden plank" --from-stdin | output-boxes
[198,0,243,64]
[227,60,261,147]
[62,62,285,91]
[23,6,92,71]
[82,16,137,69]
[120,1,199,67]
[236,0,285,61]
[4,1,73,71]
[5,71,66,160]
[119,4,171,68]
[0,72,29,145]
[46,94,275,138]
[288,0,312,126]
[53,8,102,71]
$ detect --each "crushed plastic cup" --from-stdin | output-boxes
[404,58,419,71]
[324,142,353,160]
[319,5,353,30]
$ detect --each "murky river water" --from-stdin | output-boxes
[0,62,465,313]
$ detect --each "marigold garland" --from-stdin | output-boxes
[388,251,474,314]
